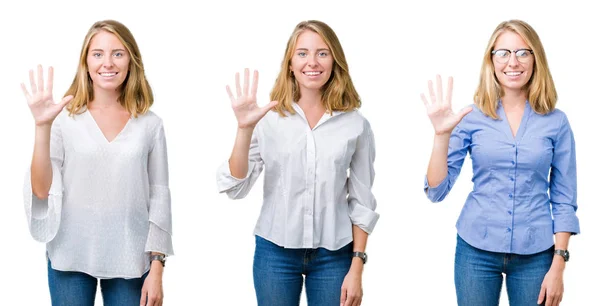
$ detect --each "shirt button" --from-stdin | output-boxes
[511,161,515,165]
[509,194,513,198]
[508,211,512,215]
[512,144,515,148]
[510,177,514,181]
[507,228,512,232]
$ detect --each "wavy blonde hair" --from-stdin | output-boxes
[474,19,557,119]
[66,20,153,117]
[270,20,360,116]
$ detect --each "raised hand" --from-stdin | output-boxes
[21,65,73,126]
[420,75,472,135]
[226,68,278,129]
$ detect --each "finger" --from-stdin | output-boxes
[243,68,249,96]
[420,93,429,108]
[225,85,235,103]
[37,65,44,93]
[251,70,259,98]
[140,289,147,306]
[427,80,436,104]
[29,69,37,94]
[545,294,553,306]
[235,72,242,97]
[20,83,31,100]
[47,66,54,94]
[344,295,354,306]
[436,74,443,105]
[446,76,453,105]
[537,286,545,305]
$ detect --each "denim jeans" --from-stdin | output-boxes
[253,235,353,306]
[47,259,148,306]
[454,234,554,306]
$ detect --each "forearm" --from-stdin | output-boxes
[426,133,451,187]
[228,128,254,179]
[350,225,368,273]
[31,125,53,199]
[551,232,571,270]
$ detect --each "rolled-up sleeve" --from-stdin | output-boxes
[23,117,64,243]
[550,114,580,234]
[423,124,470,203]
[144,121,174,255]
[216,129,263,199]
[347,121,379,234]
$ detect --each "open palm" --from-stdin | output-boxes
[21,65,73,126]
[421,75,472,135]
[226,68,278,129]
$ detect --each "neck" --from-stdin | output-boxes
[501,88,527,109]
[297,88,324,111]
[89,86,122,110]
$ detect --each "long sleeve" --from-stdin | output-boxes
[23,118,64,243]
[144,121,174,255]
[347,121,379,234]
[216,129,264,199]
[424,124,470,202]
[549,114,580,234]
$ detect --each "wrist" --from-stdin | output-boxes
[150,261,164,274]
[349,258,364,273]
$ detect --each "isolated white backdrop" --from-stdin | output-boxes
[0,0,598,305]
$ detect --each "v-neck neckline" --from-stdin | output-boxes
[292,103,343,131]
[497,100,531,143]
[86,110,132,144]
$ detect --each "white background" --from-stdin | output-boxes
[1,0,598,305]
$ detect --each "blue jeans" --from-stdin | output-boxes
[454,234,554,306]
[253,235,353,306]
[47,259,148,306]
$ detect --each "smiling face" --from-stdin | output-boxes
[492,31,535,94]
[86,30,130,93]
[289,30,334,93]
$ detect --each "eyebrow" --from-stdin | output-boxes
[295,48,330,52]
[90,48,127,52]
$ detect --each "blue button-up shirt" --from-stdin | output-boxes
[424,101,580,254]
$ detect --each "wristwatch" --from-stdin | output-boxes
[150,254,166,267]
[554,249,569,262]
[352,252,368,264]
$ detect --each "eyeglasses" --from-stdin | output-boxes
[491,49,534,64]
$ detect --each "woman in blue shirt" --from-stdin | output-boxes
[421,19,579,306]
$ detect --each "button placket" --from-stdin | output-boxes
[303,128,316,247]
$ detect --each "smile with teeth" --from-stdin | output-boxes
[99,72,118,77]
[303,71,322,76]
[504,71,523,76]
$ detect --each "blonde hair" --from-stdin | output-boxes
[66,20,153,117]
[270,20,360,116]
[474,19,557,119]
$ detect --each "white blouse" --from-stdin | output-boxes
[217,103,379,250]
[23,109,173,279]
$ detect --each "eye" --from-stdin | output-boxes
[297,51,307,57]
[113,52,124,57]
[493,49,510,57]
[515,49,530,57]
[92,52,102,58]
[318,51,329,57]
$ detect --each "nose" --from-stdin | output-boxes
[507,52,519,67]
[307,54,318,67]
[102,55,114,68]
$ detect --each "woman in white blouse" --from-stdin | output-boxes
[21,20,172,306]
[217,20,379,306]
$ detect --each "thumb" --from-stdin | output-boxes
[340,286,347,306]
[59,95,74,108]
[537,285,545,304]
[140,287,148,306]
[259,100,278,115]
[457,106,473,120]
